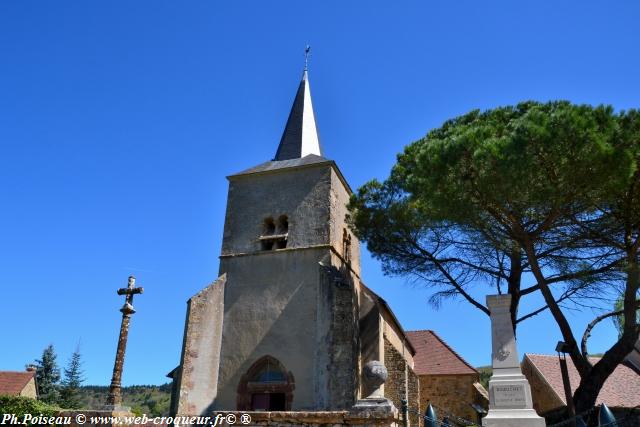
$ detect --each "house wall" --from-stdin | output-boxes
[521,358,564,415]
[418,374,482,424]
[383,337,420,427]
[19,377,37,399]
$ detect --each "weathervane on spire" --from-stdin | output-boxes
[304,45,311,71]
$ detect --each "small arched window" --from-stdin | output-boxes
[237,356,295,411]
[263,217,276,235]
[277,215,289,234]
[250,359,286,383]
[342,229,352,264]
[260,215,288,250]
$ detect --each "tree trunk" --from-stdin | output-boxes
[574,254,639,414]
[507,250,523,333]
[521,239,593,378]
[573,331,639,413]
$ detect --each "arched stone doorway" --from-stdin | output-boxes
[236,355,295,411]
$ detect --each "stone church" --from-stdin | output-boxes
[168,69,485,422]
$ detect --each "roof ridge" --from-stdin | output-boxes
[525,352,602,362]
[427,330,479,374]
[406,329,477,375]
[0,371,36,396]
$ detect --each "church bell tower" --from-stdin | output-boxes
[171,67,363,415]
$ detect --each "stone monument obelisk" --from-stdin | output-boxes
[483,295,545,427]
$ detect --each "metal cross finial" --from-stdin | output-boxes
[304,45,311,71]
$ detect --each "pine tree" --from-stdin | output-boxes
[33,344,61,405]
[612,295,640,338]
[60,346,85,409]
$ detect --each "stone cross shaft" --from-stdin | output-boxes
[106,275,143,407]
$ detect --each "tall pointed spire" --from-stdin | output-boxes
[274,49,322,161]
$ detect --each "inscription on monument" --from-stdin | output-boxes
[493,384,526,408]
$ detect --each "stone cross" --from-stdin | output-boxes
[106,275,144,408]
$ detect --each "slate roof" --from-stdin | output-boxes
[406,330,478,376]
[0,371,35,396]
[274,70,322,161]
[523,353,640,409]
[230,154,331,176]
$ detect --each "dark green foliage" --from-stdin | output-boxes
[32,345,61,405]
[612,296,640,338]
[0,395,59,418]
[349,101,630,327]
[476,366,492,390]
[349,101,640,413]
[77,384,171,416]
[59,347,84,409]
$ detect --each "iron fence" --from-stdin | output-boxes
[401,400,640,427]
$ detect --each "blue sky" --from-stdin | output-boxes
[1,1,639,385]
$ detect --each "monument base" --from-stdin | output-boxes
[350,397,397,418]
[483,409,546,427]
[483,375,545,426]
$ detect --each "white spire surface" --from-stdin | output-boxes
[274,70,323,161]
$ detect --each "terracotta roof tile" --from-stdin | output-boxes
[406,330,477,376]
[524,354,640,409]
[0,371,35,396]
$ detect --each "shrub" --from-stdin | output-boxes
[0,395,60,418]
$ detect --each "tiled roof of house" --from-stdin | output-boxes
[0,371,35,396]
[523,354,640,409]
[406,330,477,376]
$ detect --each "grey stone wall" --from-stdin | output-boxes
[319,264,358,409]
[198,411,396,427]
[174,275,226,415]
[175,160,369,413]
[222,166,332,255]
[58,410,397,427]
[215,249,328,410]
[329,168,360,276]
[358,291,381,398]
